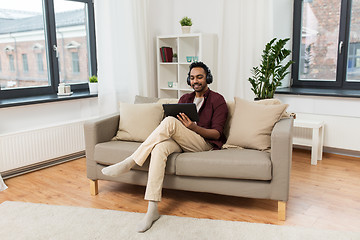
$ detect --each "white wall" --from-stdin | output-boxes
[276,94,360,152]
[0,98,99,135]
[148,0,222,36]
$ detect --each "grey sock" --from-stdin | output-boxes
[137,201,160,233]
[101,157,136,177]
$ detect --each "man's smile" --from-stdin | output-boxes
[192,83,201,89]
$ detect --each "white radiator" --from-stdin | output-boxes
[0,121,85,173]
[293,126,313,145]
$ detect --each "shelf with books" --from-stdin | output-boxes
[156,33,217,99]
[159,62,177,65]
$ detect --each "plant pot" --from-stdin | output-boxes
[181,26,191,34]
[89,82,98,94]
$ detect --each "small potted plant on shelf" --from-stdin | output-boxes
[179,16,192,34]
[89,75,98,94]
[172,53,178,62]
[248,38,294,100]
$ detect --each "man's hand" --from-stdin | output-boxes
[177,113,220,140]
[177,113,197,131]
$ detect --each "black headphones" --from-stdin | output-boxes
[187,61,213,86]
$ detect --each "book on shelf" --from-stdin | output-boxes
[160,46,173,62]
[160,47,165,62]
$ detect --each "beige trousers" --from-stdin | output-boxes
[130,117,212,201]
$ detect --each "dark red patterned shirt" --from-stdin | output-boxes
[178,88,228,149]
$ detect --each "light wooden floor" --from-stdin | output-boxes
[1,149,359,232]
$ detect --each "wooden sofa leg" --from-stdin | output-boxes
[90,179,99,196]
[278,201,287,221]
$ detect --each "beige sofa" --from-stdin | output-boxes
[84,99,293,220]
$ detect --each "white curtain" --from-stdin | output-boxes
[94,0,151,115]
[0,174,8,191]
[217,0,274,101]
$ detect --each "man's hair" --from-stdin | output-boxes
[189,62,210,76]
[187,61,213,85]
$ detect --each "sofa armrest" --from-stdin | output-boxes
[84,113,119,179]
[270,117,294,201]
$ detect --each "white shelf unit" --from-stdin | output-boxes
[156,33,217,99]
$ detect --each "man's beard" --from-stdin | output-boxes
[192,83,205,92]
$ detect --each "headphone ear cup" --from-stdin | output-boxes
[206,71,213,84]
[187,75,191,85]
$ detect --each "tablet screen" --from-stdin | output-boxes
[162,103,199,122]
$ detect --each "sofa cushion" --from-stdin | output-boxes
[94,141,179,175]
[175,148,272,180]
[157,98,179,104]
[134,95,179,105]
[134,95,159,104]
[112,102,164,142]
[225,97,288,151]
[223,101,235,139]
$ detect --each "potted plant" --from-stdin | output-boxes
[172,53,178,62]
[89,75,98,94]
[179,16,192,34]
[248,38,294,100]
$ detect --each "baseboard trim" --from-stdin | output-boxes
[294,145,360,159]
[1,151,85,180]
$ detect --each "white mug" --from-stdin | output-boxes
[58,84,65,94]
[65,85,71,93]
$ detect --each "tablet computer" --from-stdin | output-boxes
[163,103,199,122]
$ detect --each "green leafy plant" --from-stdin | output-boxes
[89,75,98,83]
[173,53,177,58]
[179,16,192,26]
[248,38,294,99]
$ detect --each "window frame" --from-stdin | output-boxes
[0,0,97,100]
[292,0,360,90]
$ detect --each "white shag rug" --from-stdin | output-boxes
[0,201,359,240]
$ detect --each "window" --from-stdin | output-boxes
[292,0,360,89]
[347,42,360,80]
[9,55,15,72]
[0,0,97,99]
[71,52,80,73]
[37,53,44,73]
[22,54,29,73]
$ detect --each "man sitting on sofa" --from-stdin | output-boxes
[102,61,228,232]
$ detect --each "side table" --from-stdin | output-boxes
[293,119,325,165]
